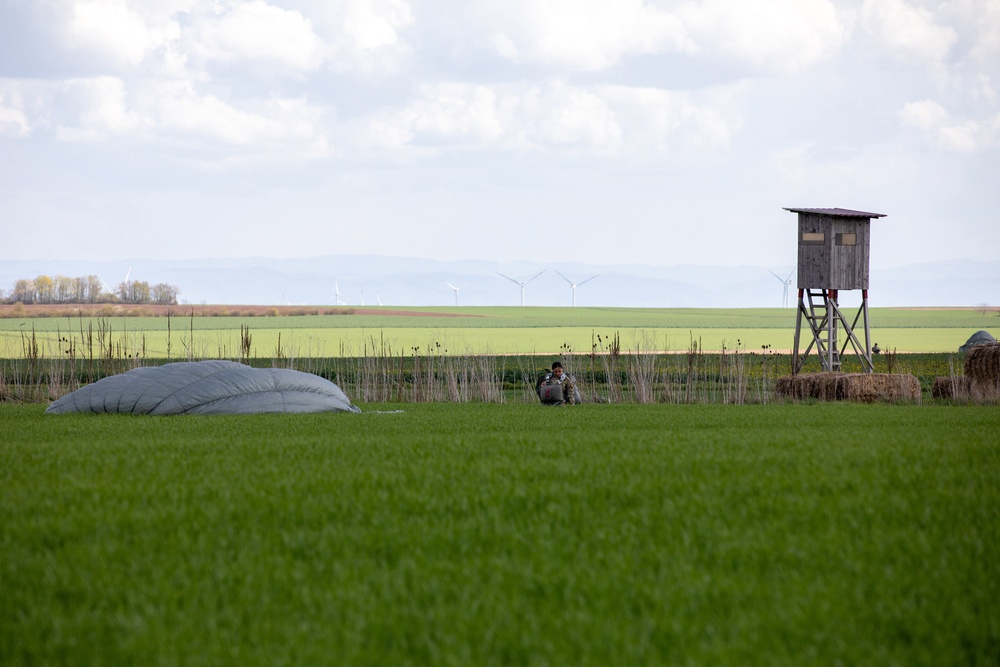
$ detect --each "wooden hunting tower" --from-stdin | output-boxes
[784,207,886,373]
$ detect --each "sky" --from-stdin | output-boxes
[1,0,998,273]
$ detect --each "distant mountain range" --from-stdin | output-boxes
[2,256,996,309]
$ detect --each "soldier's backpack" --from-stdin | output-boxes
[538,382,564,404]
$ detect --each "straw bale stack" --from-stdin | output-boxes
[775,373,921,403]
[964,343,1000,396]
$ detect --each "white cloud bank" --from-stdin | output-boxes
[472,0,846,75]
[0,0,997,269]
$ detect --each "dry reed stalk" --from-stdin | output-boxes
[775,372,921,403]
[627,352,657,404]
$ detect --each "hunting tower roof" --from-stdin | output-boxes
[783,207,886,218]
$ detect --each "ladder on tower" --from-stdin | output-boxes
[793,289,875,374]
[799,289,839,372]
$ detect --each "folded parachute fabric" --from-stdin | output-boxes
[45,360,362,415]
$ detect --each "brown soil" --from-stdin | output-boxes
[898,306,998,312]
[0,304,485,319]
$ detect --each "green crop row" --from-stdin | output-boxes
[0,306,996,332]
[0,323,987,357]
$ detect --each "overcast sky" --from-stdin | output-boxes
[1,0,997,272]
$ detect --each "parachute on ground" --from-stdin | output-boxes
[45,360,361,415]
[959,330,996,354]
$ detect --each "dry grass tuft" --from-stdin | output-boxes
[775,372,921,403]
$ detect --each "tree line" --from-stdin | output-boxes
[2,274,180,305]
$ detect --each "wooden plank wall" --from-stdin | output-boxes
[797,213,830,289]
[796,214,870,290]
[830,218,869,290]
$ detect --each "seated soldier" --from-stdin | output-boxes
[536,361,578,405]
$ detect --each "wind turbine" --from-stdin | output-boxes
[497,270,546,306]
[445,282,462,306]
[97,276,113,295]
[554,270,599,307]
[769,270,794,308]
[331,281,346,305]
[114,266,132,300]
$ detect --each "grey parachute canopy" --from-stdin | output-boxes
[959,330,996,354]
[46,360,361,415]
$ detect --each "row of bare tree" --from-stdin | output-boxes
[2,274,180,305]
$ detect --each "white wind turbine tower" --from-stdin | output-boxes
[554,270,599,307]
[331,281,346,305]
[497,270,546,306]
[769,270,794,308]
[97,275,113,295]
[445,282,462,306]
[114,266,132,300]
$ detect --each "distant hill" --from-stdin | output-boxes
[2,256,997,309]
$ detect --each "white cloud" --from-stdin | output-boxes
[0,85,33,138]
[522,82,622,149]
[935,119,991,153]
[961,0,1000,65]
[900,99,949,130]
[598,84,745,151]
[58,0,411,78]
[364,83,513,149]
[186,1,325,73]
[54,76,143,141]
[881,3,1000,154]
[341,0,411,51]
[304,0,414,76]
[900,99,999,153]
[679,0,846,75]
[860,0,957,66]
[471,0,843,75]
[65,0,185,68]
[475,0,694,71]
[362,80,743,156]
[140,80,328,149]
[35,74,328,155]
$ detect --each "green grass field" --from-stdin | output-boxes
[2,403,997,666]
[1,307,996,356]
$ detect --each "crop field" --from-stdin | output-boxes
[0,306,996,357]
[2,305,995,406]
[2,402,998,666]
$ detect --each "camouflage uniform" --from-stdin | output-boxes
[558,374,577,404]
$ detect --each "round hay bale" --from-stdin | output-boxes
[931,376,969,400]
[961,344,1000,400]
[964,343,1000,384]
[776,373,920,403]
[775,373,847,400]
